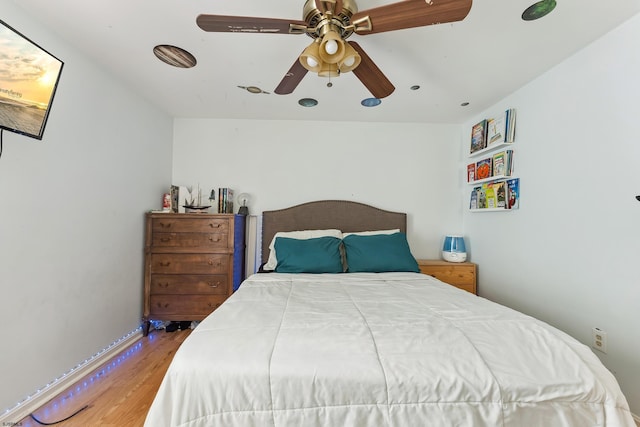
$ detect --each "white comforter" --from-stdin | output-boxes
[145,272,634,427]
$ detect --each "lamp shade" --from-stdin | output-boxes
[442,235,467,263]
[318,30,346,64]
[338,42,361,73]
[299,40,322,73]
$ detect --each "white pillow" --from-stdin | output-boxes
[342,229,400,238]
[263,229,343,271]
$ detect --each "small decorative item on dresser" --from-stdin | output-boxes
[442,235,467,263]
[162,193,171,212]
[237,193,251,215]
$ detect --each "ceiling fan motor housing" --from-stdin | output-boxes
[303,0,359,39]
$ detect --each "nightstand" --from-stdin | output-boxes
[417,259,477,295]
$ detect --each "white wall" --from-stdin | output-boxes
[463,12,640,414]
[0,2,173,413]
[4,0,637,418]
[172,119,465,259]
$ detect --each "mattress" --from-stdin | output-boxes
[144,272,634,427]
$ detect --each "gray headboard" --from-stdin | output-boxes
[261,200,407,261]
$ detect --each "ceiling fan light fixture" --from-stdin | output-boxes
[338,43,361,73]
[325,39,339,55]
[198,0,473,98]
[318,30,346,64]
[318,62,339,78]
[299,40,323,72]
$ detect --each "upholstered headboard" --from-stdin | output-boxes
[261,200,407,261]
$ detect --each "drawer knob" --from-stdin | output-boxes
[209,236,221,242]
[208,282,220,288]
[159,222,172,229]
[208,260,220,266]
[160,237,172,242]
[159,261,171,267]
[209,223,221,228]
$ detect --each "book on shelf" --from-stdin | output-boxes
[470,178,519,211]
[507,178,520,210]
[470,119,487,154]
[487,112,506,146]
[470,185,486,209]
[468,150,513,184]
[486,108,516,146]
[507,149,514,175]
[470,186,479,209]
[493,149,515,178]
[493,151,505,176]
[492,181,507,209]
[484,183,497,209]
[505,108,516,143]
[467,163,476,182]
[475,157,493,180]
[217,188,235,213]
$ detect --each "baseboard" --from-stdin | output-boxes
[0,328,142,426]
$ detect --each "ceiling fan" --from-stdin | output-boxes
[197,0,472,99]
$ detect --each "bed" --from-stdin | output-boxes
[144,200,634,427]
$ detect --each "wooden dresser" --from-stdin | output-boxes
[143,213,241,335]
[417,259,477,295]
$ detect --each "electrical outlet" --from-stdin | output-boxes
[592,327,607,353]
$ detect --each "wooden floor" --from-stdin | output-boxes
[18,328,190,427]
[15,327,640,427]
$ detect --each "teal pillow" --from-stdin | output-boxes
[274,236,343,273]
[343,232,420,273]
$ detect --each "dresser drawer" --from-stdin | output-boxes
[152,217,229,234]
[149,295,226,317]
[150,274,228,295]
[151,232,229,250]
[149,254,230,274]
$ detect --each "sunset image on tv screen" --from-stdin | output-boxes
[0,22,63,139]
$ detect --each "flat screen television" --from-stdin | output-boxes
[0,19,64,140]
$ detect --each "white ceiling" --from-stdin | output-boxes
[9,0,640,123]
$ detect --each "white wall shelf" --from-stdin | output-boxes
[467,109,519,211]
[469,141,514,159]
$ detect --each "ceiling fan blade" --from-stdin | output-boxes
[197,14,307,34]
[274,57,309,95]
[349,42,395,99]
[352,0,472,35]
